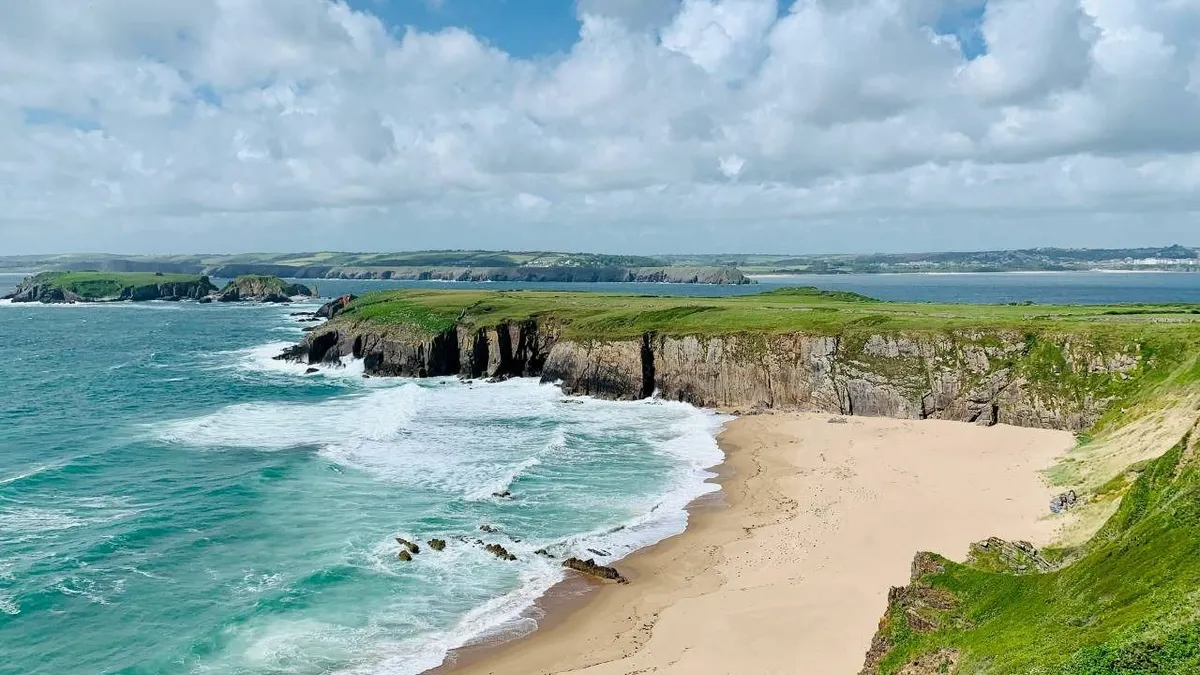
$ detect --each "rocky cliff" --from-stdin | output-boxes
[217,275,313,303]
[283,318,1140,431]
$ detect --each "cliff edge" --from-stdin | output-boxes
[276,288,1193,432]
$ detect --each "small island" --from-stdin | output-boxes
[216,275,314,303]
[4,271,218,303]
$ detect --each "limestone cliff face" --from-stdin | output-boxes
[289,320,1139,431]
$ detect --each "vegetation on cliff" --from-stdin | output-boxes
[5,271,217,302]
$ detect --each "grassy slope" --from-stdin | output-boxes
[28,271,206,298]
[878,427,1200,674]
[332,287,1200,674]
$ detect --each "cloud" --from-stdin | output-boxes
[1,0,1199,254]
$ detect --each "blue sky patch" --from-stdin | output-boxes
[346,0,583,57]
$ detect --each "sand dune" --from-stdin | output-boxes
[440,413,1074,675]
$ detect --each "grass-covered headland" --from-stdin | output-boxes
[320,287,1200,674]
[4,271,218,302]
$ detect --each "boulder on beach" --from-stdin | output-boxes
[563,557,627,583]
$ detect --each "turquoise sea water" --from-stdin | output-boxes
[0,297,724,675]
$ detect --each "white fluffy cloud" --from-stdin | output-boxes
[2,0,1199,253]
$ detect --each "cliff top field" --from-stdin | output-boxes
[330,286,1200,338]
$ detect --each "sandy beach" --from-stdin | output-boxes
[438,412,1075,675]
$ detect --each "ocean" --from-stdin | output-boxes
[0,294,724,675]
[4,269,1200,674]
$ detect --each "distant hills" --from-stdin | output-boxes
[664,245,1200,274]
[0,251,750,285]
[1,246,1197,281]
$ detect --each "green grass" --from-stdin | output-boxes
[24,271,208,298]
[329,286,1200,340]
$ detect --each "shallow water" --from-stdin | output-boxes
[0,299,724,675]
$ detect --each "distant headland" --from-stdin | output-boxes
[1,246,1197,282]
[3,272,313,304]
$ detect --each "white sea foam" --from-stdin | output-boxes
[213,340,371,381]
[156,375,728,675]
[154,383,422,451]
[0,461,64,486]
[0,595,19,615]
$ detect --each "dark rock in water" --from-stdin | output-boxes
[428,539,446,552]
[396,537,420,554]
[535,548,555,558]
[587,548,611,558]
[316,294,357,319]
[479,524,500,533]
[305,367,319,374]
[290,311,315,317]
[563,558,626,583]
[198,296,214,304]
[492,490,512,499]
[398,550,412,562]
[274,344,308,362]
[485,543,517,561]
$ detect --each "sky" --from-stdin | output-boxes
[3,0,1200,255]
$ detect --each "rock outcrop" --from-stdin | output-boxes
[563,557,627,583]
[316,294,357,319]
[484,543,517,561]
[217,275,313,303]
[281,318,1141,432]
[860,553,959,675]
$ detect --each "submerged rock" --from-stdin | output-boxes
[479,524,500,533]
[304,367,319,374]
[535,548,555,559]
[428,539,446,552]
[563,557,626,583]
[492,490,512,499]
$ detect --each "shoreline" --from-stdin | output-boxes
[431,412,1074,675]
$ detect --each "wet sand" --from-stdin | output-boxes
[435,412,1074,675]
